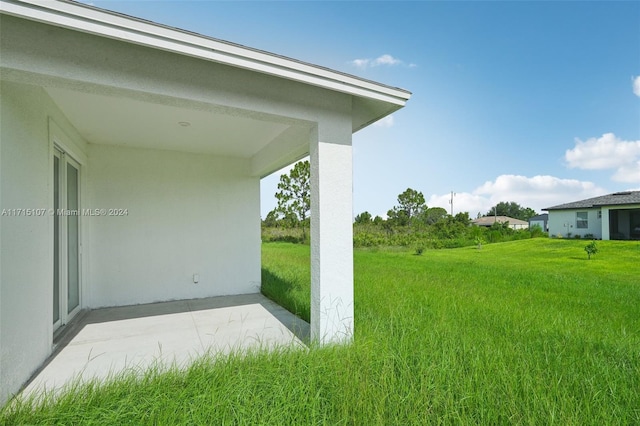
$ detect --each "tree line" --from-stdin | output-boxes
[263,161,546,248]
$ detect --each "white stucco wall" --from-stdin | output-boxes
[0,80,262,404]
[547,209,602,239]
[0,81,88,404]
[86,144,261,307]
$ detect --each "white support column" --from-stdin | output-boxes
[309,121,354,344]
[601,207,610,240]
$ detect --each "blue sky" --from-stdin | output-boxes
[83,1,640,218]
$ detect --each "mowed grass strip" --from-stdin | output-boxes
[2,239,639,424]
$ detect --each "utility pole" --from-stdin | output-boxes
[449,191,456,216]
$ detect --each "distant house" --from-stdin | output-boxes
[472,216,529,230]
[528,214,548,232]
[544,191,640,240]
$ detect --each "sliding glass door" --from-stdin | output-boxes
[53,148,81,331]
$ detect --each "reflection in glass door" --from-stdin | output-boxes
[53,153,60,327]
[53,148,81,331]
[67,162,80,314]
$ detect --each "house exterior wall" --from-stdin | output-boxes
[509,222,528,230]
[528,214,548,232]
[86,144,261,308]
[0,17,338,403]
[0,80,262,404]
[0,4,403,403]
[547,208,602,239]
[0,81,88,404]
[529,220,546,231]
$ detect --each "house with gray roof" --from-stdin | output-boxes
[471,215,529,230]
[544,191,640,240]
[528,214,548,232]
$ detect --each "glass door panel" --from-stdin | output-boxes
[53,154,60,325]
[53,149,81,330]
[67,162,80,314]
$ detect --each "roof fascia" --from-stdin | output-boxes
[594,202,640,208]
[547,204,609,211]
[1,0,411,106]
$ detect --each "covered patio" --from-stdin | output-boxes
[23,294,309,398]
[608,208,640,240]
[0,0,410,405]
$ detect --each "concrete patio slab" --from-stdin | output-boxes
[22,294,309,398]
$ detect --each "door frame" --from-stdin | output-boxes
[49,119,87,333]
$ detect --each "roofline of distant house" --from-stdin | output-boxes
[472,216,529,224]
[544,191,640,211]
[545,204,637,211]
[0,0,412,107]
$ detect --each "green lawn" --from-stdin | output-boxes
[2,239,639,424]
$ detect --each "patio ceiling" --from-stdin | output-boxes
[45,87,294,158]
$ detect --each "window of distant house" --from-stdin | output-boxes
[576,211,588,229]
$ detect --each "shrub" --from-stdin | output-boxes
[585,240,598,260]
[529,224,546,238]
[261,227,305,244]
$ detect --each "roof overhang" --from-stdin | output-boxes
[544,191,640,211]
[0,0,411,131]
[1,0,412,177]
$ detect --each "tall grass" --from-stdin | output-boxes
[261,244,311,322]
[2,239,639,424]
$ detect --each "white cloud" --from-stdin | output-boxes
[373,54,401,66]
[612,162,640,183]
[350,54,410,69]
[428,175,606,216]
[565,133,640,182]
[351,59,370,69]
[428,192,491,218]
[633,75,640,97]
[373,115,394,128]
